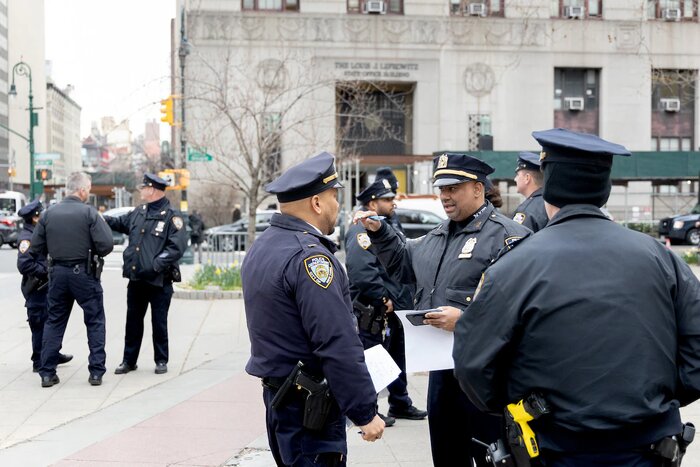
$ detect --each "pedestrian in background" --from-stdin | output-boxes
[188,209,205,263]
[511,151,548,232]
[242,152,384,466]
[105,173,188,376]
[346,178,427,428]
[31,172,113,387]
[454,129,700,465]
[232,204,241,223]
[356,153,530,467]
[16,200,72,373]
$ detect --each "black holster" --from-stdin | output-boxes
[21,275,48,297]
[653,423,695,467]
[90,255,104,280]
[270,361,334,431]
[353,299,385,335]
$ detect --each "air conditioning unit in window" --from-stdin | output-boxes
[565,97,585,111]
[363,0,387,14]
[662,8,681,21]
[661,98,681,112]
[466,2,487,16]
[564,6,585,19]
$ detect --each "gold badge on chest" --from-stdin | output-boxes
[458,237,477,259]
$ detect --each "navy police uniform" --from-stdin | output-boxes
[367,153,531,467]
[243,152,377,466]
[375,167,404,234]
[512,151,548,232]
[345,179,419,420]
[16,201,73,372]
[105,173,188,373]
[454,129,700,466]
[30,191,114,383]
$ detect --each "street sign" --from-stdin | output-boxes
[34,152,61,161]
[35,159,53,167]
[187,148,213,162]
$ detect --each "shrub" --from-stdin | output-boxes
[188,262,242,290]
[682,249,699,265]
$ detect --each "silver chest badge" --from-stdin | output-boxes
[459,237,477,259]
[155,221,165,233]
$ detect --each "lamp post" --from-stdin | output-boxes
[8,61,39,200]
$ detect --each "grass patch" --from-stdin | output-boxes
[682,249,699,265]
[188,262,242,290]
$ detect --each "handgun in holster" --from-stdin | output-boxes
[353,299,385,336]
[270,361,334,431]
[503,393,550,466]
[652,423,695,467]
[92,254,104,280]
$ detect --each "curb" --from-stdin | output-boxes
[173,288,243,300]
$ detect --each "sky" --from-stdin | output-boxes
[45,0,176,140]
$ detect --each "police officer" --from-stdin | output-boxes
[31,172,114,387]
[345,179,427,427]
[375,166,404,234]
[454,129,700,466]
[16,200,72,373]
[511,151,548,232]
[188,209,205,263]
[105,173,188,376]
[356,153,531,467]
[242,152,384,466]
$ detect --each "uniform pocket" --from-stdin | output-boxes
[445,287,476,309]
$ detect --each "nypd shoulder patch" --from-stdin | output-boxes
[504,236,524,248]
[172,216,184,230]
[304,255,334,289]
[513,212,526,224]
[356,233,371,250]
[19,239,30,254]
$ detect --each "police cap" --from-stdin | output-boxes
[515,151,542,172]
[357,179,395,205]
[266,151,343,203]
[375,166,399,193]
[18,200,43,221]
[432,152,494,187]
[138,173,169,191]
[532,128,631,208]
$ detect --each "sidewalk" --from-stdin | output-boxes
[0,256,699,466]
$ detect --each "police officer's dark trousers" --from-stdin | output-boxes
[27,304,47,369]
[263,386,346,467]
[358,314,412,411]
[123,280,173,365]
[427,369,500,467]
[40,264,106,377]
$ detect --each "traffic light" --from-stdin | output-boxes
[36,169,52,181]
[7,167,15,177]
[160,96,174,126]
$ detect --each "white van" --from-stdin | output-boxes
[0,190,28,216]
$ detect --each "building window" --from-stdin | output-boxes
[242,0,299,12]
[347,0,403,14]
[647,0,698,20]
[551,0,603,18]
[449,0,504,17]
[651,69,695,151]
[553,68,600,134]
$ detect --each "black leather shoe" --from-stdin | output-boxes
[387,405,428,420]
[58,353,73,364]
[378,412,395,427]
[41,374,60,388]
[114,362,137,374]
[155,362,168,374]
[88,374,103,386]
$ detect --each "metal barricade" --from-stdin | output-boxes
[201,231,248,266]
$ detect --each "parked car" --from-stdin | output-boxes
[395,208,444,239]
[0,211,21,248]
[205,210,277,251]
[658,203,700,245]
[102,206,134,245]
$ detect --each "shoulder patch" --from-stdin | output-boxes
[356,233,371,250]
[504,236,525,248]
[172,216,184,230]
[304,255,334,289]
[513,212,526,224]
[19,239,30,254]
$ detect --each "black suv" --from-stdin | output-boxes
[395,208,444,239]
[658,204,700,245]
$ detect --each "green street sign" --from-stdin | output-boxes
[35,159,53,167]
[187,148,213,162]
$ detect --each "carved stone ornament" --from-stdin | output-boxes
[463,63,495,97]
[257,59,288,92]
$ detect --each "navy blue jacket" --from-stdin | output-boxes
[454,204,700,450]
[345,220,413,310]
[242,213,377,426]
[106,199,187,287]
[17,223,48,307]
[512,188,548,233]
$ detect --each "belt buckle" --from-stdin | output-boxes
[73,265,80,274]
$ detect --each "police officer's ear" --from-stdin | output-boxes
[311,194,323,214]
[474,181,484,198]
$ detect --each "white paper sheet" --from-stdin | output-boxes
[395,310,455,373]
[363,344,401,393]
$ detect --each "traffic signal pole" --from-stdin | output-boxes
[178,7,190,213]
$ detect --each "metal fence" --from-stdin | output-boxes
[198,232,248,266]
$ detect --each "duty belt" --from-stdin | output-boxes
[53,259,87,267]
